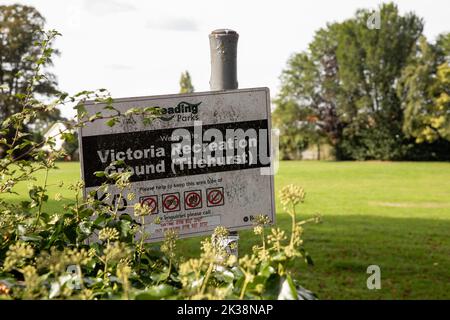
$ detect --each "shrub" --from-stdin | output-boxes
[0,30,321,300]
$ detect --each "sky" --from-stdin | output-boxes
[3,0,449,118]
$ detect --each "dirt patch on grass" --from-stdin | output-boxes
[369,201,450,208]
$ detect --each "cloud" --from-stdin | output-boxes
[84,0,137,15]
[146,17,198,32]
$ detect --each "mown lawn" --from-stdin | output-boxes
[3,161,450,299]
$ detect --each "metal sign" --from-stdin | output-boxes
[79,87,275,242]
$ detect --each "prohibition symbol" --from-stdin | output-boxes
[139,195,158,214]
[162,193,181,213]
[207,187,225,207]
[184,190,202,210]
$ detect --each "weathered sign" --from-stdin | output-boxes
[79,87,275,242]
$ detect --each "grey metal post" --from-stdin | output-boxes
[209,29,239,91]
[209,29,239,257]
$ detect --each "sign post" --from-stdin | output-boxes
[209,29,240,256]
[209,29,239,91]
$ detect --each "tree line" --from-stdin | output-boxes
[273,3,450,160]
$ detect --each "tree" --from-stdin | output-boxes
[0,4,60,158]
[272,100,308,160]
[179,70,194,93]
[334,3,423,160]
[276,24,343,159]
[62,129,79,160]
[277,3,425,160]
[398,33,450,144]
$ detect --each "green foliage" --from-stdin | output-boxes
[0,30,320,300]
[59,128,79,160]
[276,2,449,160]
[0,5,63,158]
[179,71,194,94]
[272,99,327,160]
[274,25,341,159]
[272,100,308,160]
[398,34,450,144]
[334,3,423,159]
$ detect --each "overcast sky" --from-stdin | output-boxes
[3,0,449,118]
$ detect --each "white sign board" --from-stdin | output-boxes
[79,88,275,242]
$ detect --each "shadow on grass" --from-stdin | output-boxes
[176,214,450,300]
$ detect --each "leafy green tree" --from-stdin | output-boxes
[398,33,450,143]
[62,129,79,160]
[179,70,194,93]
[272,100,308,159]
[334,3,423,159]
[276,24,342,159]
[277,3,426,160]
[0,4,61,158]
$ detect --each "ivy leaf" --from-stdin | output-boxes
[277,275,317,300]
[135,284,175,300]
[77,221,93,235]
[105,118,118,127]
[150,266,170,282]
[94,171,106,177]
[277,274,298,300]
[261,274,281,300]
[20,234,43,242]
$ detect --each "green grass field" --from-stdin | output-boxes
[3,161,450,299]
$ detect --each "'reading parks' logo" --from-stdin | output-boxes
[155,101,201,122]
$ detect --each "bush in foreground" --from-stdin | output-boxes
[0,30,320,300]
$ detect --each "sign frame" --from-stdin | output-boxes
[78,87,276,242]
